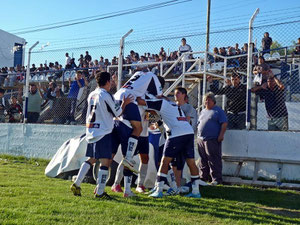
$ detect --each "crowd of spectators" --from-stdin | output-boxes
[0,35,298,129]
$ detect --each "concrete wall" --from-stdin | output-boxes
[0,124,84,159]
[0,123,299,181]
[0,29,26,68]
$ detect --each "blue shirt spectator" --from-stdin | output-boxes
[198,105,227,140]
[68,78,85,99]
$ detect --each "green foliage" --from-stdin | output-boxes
[0,155,300,225]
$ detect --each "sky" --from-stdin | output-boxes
[1,0,300,65]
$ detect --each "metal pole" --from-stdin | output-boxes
[117,29,133,90]
[246,8,259,130]
[222,58,227,110]
[206,0,211,53]
[24,41,39,123]
[182,59,186,87]
[202,0,211,108]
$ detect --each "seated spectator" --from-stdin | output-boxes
[241,43,248,54]
[8,96,22,123]
[0,88,9,123]
[253,56,270,86]
[251,72,288,131]
[5,67,17,87]
[227,47,239,67]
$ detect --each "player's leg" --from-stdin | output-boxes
[94,133,113,199]
[71,143,97,196]
[184,134,202,198]
[136,136,149,193]
[111,162,124,193]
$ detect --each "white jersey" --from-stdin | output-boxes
[179,44,192,60]
[114,71,163,101]
[86,88,122,143]
[145,98,193,138]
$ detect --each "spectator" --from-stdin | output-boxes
[78,54,84,63]
[0,88,9,122]
[65,53,71,67]
[251,73,288,131]
[30,64,37,73]
[227,47,239,67]
[197,92,227,185]
[208,73,246,129]
[8,96,22,123]
[178,38,193,71]
[241,43,248,54]
[159,47,166,56]
[20,83,44,123]
[292,37,300,56]
[235,43,240,54]
[66,71,88,125]
[85,51,92,63]
[262,32,273,55]
[52,87,69,124]
[253,56,270,86]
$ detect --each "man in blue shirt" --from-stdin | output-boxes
[66,71,88,125]
[197,92,227,185]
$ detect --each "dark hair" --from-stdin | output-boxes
[0,88,4,94]
[96,72,111,87]
[231,72,241,79]
[181,38,186,41]
[76,70,83,75]
[175,87,187,95]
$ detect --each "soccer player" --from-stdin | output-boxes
[137,96,202,198]
[113,71,163,172]
[70,72,132,199]
[111,106,150,195]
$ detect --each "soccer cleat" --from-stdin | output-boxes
[123,191,137,198]
[149,190,164,198]
[95,192,113,200]
[122,158,139,174]
[184,192,202,198]
[210,181,221,186]
[198,179,209,186]
[70,183,81,196]
[111,184,123,193]
[146,186,157,195]
[179,186,190,194]
[165,188,179,196]
[135,185,146,193]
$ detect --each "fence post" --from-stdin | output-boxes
[222,58,227,110]
[117,29,133,90]
[246,8,259,130]
[24,41,39,123]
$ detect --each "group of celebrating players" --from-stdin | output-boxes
[70,69,207,199]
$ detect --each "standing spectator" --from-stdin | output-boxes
[65,53,71,67]
[197,92,227,185]
[8,96,22,123]
[251,73,288,131]
[262,32,273,55]
[19,83,44,123]
[235,43,240,54]
[159,47,166,56]
[292,38,300,57]
[66,71,88,125]
[208,73,246,129]
[178,38,192,71]
[0,89,9,122]
[253,56,270,86]
[52,87,68,124]
[85,51,92,63]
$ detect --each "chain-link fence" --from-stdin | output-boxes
[0,17,299,131]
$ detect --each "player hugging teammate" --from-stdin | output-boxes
[70,70,206,199]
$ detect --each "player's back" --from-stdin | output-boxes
[86,88,121,143]
[114,71,162,100]
[146,98,193,138]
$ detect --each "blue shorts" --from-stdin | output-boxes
[86,133,112,159]
[171,152,185,170]
[111,120,133,156]
[136,136,149,155]
[163,134,195,160]
[122,102,141,122]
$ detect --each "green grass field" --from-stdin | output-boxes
[0,155,300,225]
